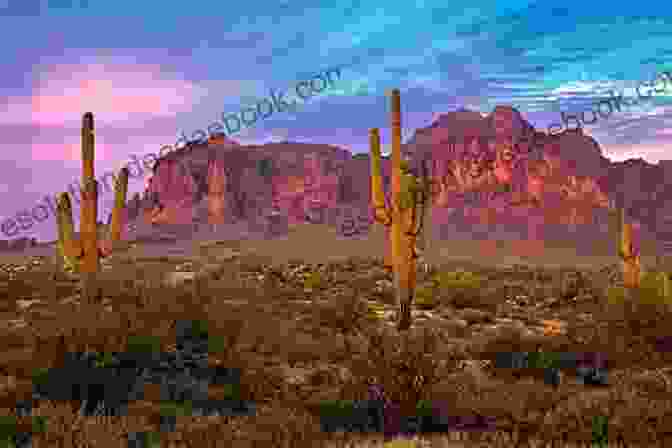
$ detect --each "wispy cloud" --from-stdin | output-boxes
[0,60,210,128]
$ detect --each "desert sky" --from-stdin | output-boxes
[1,0,672,241]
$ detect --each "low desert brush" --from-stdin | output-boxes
[432,269,483,291]
[606,271,672,307]
[415,269,485,309]
[303,270,325,291]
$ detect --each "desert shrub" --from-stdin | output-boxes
[317,399,381,433]
[525,351,562,369]
[605,284,630,307]
[126,335,161,353]
[0,416,20,446]
[365,301,388,321]
[315,289,370,336]
[303,270,325,291]
[31,367,49,389]
[159,400,193,417]
[93,351,115,368]
[345,326,448,415]
[589,278,672,369]
[383,439,422,448]
[413,284,438,310]
[606,276,672,309]
[638,271,672,306]
[432,270,483,290]
[431,269,485,308]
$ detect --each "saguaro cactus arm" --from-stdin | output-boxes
[398,170,419,234]
[108,167,129,243]
[618,206,641,289]
[369,128,392,226]
[56,192,83,260]
[403,160,430,238]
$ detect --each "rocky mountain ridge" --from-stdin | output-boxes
[120,105,669,250]
[6,105,672,253]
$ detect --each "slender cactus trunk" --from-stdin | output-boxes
[418,156,432,272]
[80,112,101,302]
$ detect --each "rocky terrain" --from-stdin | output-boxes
[72,105,670,253]
[2,104,670,253]
[0,239,670,446]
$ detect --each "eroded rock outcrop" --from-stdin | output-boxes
[103,106,671,251]
[403,106,630,247]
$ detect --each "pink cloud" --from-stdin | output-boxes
[604,141,672,163]
[21,132,175,165]
[0,60,211,127]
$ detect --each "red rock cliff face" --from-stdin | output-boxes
[132,141,353,234]
[120,106,670,249]
[271,150,341,225]
[146,158,197,225]
[206,157,232,226]
[403,105,655,248]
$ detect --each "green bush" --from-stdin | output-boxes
[526,351,561,369]
[142,432,161,448]
[0,416,16,442]
[94,351,115,368]
[180,319,210,339]
[606,271,672,307]
[126,335,161,353]
[207,334,227,354]
[31,367,49,388]
[638,271,672,306]
[31,416,48,434]
[605,285,630,306]
[160,400,193,417]
[365,301,387,320]
[592,415,609,446]
[415,399,433,416]
[303,271,324,291]
[318,399,356,418]
[432,270,484,291]
[384,438,421,448]
[414,284,438,310]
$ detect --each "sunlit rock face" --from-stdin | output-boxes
[493,138,516,184]
[146,158,197,225]
[206,157,234,226]
[132,140,352,237]
[402,105,630,245]
[111,105,671,247]
[270,150,341,225]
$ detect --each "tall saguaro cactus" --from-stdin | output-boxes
[80,112,99,277]
[56,113,129,300]
[618,206,641,289]
[370,89,428,331]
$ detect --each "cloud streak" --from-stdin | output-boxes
[0,60,210,128]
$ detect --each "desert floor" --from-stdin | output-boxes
[0,225,669,447]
